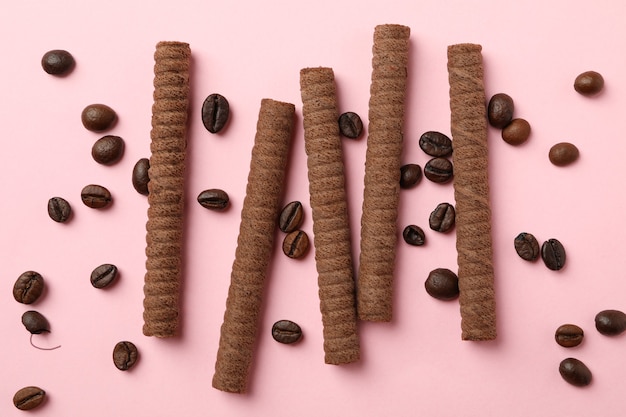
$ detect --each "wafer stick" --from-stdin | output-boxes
[212,98,295,393]
[300,67,360,364]
[357,24,410,322]
[447,43,496,341]
[142,41,190,338]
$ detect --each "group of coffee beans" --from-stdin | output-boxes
[514,232,566,271]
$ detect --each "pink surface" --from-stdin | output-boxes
[2,0,626,415]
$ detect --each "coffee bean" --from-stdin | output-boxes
[425,268,459,300]
[13,386,46,410]
[541,238,566,271]
[338,112,363,139]
[555,324,584,347]
[502,118,531,145]
[424,157,453,183]
[41,49,74,75]
[81,104,117,132]
[90,264,118,289]
[400,164,422,189]
[113,341,139,371]
[429,203,455,233]
[197,189,230,210]
[402,225,425,246]
[132,158,150,195]
[201,93,230,133]
[13,271,45,304]
[21,311,50,334]
[488,93,514,128]
[271,320,303,344]
[574,71,604,96]
[81,184,112,209]
[549,142,579,166]
[513,232,540,261]
[47,196,72,223]
[419,131,452,157]
[594,309,626,336]
[279,201,304,233]
[92,135,125,165]
[282,230,309,259]
[559,358,592,387]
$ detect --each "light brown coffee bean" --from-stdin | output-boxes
[555,324,584,347]
[502,118,531,145]
[81,184,112,208]
[574,71,604,96]
[279,201,304,233]
[282,230,309,259]
[549,142,579,166]
[13,386,46,410]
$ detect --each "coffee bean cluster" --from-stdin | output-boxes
[513,232,566,271]
[278,201,309,259]
[487,93,532,146]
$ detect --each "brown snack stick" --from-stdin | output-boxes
[300,67,360,365]
[447,43,496,341]
[143,41,191,338]
[212,98,295,393]
[357,24,410,322]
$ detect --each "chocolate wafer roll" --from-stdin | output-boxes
[300,67,360,365]
[447,43,496,341]
[142,41,190,338]
[357,24,410,322]
[212,98,295,393]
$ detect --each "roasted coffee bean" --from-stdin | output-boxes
[113,341,139,371]
[559,358,592,387]
[41,49,74,75]
[91,135,125,165]
[271,320,303,344]
[21,311,50,334]
[201,93,230,133]
[555,324,584,347]
[197,189,230,210]
[514,232,540,261]
[13,271,45,304]
[279,201,304,233]
[429,203,455,233]
[282,230,309,259]
[90,264,118,289]
[47,196,72,223]
[502,118,531,145]
[403,225,425,246]
[81,184,112,208]
[338,112,363,139]
[594,309,626,336]
[424,157,453,183]
[488,93,514,128]
[425,268,459,300]
[400,164,422,189]
[419,131,452,157]
[132,158,150,195]
[549,142,579,166]
[13,386,46,410]
[541,238,566,271]
[574,71,604,96]
[81,103,117,132]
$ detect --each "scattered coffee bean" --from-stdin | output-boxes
[282,230,309,259]
[514,232,540,261]
[488,93,514,128]
[541,238,566,271]
[81,103,117,132]
[429,203,455,233]
[400,164,422,189]
[425,268,459,300]
[41,49,74,75]
[424,157,453,183]
[271,320,303,344]
[279,201,304,233]
[47,196,72,223]
[91,135,125,165]
[594,309,626,336]
[13,271,45,304]
[555,324,584,347]
[21,310,50,334]
[338,112,363,139]
[559,358,592,387]
[113,341,139,371]
[574,70,604,96]
[197,189,230,210]
[201,93,230,133]
[502,118,531,145]
[402,225,425,246]
[13,386,46,411]
[132,158,150,195]
[419,131,452,157]
[81,184,112,209]
[549,142,579,166]
[90,264,118,289]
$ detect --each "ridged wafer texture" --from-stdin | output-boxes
[447,43,496,341]
[357,24,410,322]
[212,98,295,393]
[300,67,360,365]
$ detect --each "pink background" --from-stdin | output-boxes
[2,0,626,415]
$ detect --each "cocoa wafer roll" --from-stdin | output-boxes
[212,98,295,393]
[143,41,190,338]
[357,24,410,322]
[300,67,360,365]
[447,43,496,341]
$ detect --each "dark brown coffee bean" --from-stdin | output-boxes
[424,157,453,183]
[81,184,112,208]
[113,341,139,371]
[282,230,309,259]
[197,189,230,210]
[594,309,626,336]
[514,232,540,261]
[279,201,304,233]
[555,324,584,347]
[91,135,125,165]
[488,93,514,128]
[271,320,303,344]
[419,131,452,157]
[81,104,117,132]
[21,311,50,334]
[338,112,363,139]
[90,264,118,289]
[574,71,604,96]
[429,203,455,233]
[502,118,531,145]
[13,271,45,304]
[549,142,579,166]
[41,49,74,75]
[400,164,422,189]
[13,386,46,410]
[559,358,592,387]
[425,268,459,300]
[541,238,566,271]
[201,93,230,133]
[47,196,72,223]
[403,225,425,246]
[132,158,150,195]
